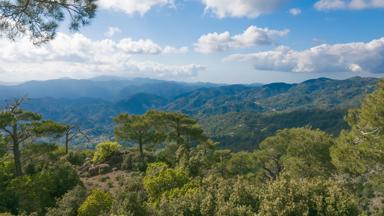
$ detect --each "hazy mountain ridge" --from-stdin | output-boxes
[0,77,220,101]
[0,76,379,149]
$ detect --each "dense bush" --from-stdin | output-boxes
[78,189,113,216]
[92,142,121,163]
[258,177,359,216]
[7,163,80,215]
[46,185,87,216]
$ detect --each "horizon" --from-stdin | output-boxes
[0,74,380,87]
[1,0,384,83]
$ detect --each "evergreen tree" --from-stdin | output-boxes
[256,127,335,180]
[114,113,162,159]
[0,98,67,176]
[0,0,97,44]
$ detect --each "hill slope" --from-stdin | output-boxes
[0,76,379,150]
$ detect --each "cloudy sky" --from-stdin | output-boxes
[1,0,384,84]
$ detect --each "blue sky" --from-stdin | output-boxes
[1,0,384,83]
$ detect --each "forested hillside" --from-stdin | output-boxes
[0,79,383,215]
[0,76,377,150]
[166,77,377,116]
[200,109,349,150]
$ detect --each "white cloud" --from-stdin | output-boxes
[105,27,121,37]
[163,46,189,54]
[202,0,289,18]
[315,0,384,10]
[0,33,201,82]
[194,26,289,53]
[289,8,302,16]
[98,0,175,15]
[225,37,384,74]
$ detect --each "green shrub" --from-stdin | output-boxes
[92,142,121,163]
[46,185,87,216]
[78,189,113,216]
[143,162,189,201]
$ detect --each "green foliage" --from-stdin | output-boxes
[32,120,68,138]
[256,128,335,180]
[121,150,156,172]
[0,99,70,176]
[0,0,97,45]
[201,109,349,151]
[7,163,80,215]
[0,156,16,214]
[143,162,189,202]
[78,189,113,216]
[258,177,359,216]
[224,151,259,177]
[187,139,217,176]
[148,110,207,147]
[166,77,378,117]
[155,175,260,216]
[65,150,89,166]
[211,149,232,177]
[332,80,384,175]
[331,80,384,214]
[147,110,207,167]
[22,143,65,175]
[0,135,6,157]
[114,112,162,158]
[46,185,87,216]
[92,141,121,163]
[111,176,149,216]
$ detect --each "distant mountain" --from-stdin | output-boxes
[0,81,19,86]
[116,93,168,114]
[0,76,380,150]
[165,77,378,116]
[0,78,220,101]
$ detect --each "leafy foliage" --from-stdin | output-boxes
[110,176,149,216]
[7,163,80,215]
[78,189,113,216]
[257,128,335,180]
[0,98,67,176]
[331,79,384,214]
[92,141,121,163]
[0,135,6,157]
[114,112,162,159]
[46,185,87,216]
[258,177,359,216]
[143,162,189,202]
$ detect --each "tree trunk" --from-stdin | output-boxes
[65,132,69,154]
[176,120,181,146]
[12,124,22,176]
[139,137,144,159]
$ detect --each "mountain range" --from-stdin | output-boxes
[0,76,379,150]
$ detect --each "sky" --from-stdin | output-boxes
[1,0,384,84]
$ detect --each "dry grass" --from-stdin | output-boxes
[81,170,130,194]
